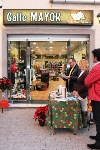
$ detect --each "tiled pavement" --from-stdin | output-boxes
[0,107,96,150]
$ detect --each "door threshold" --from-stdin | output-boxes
[9,103,47,107]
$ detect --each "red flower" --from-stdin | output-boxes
[52,111,55,115]
[3,80,6,84]
[52,100,57,104]
[71,101,75,105]
[60,114,64,118]
[66,107,70,111]
[76,107,79,111]
[47,116,50,120]
[69,112,74,116]
[65,120,70,124]
[78,122,82,126]
[58,125,63,128]
[57,106,61,110]
[33,105,48,122]
[0,77,13,92]
[74,122,78,126]
[56,120,60,124]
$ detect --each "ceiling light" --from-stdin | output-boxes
[33,42,36,44]
[44,44,50,50]
[59,53,62,56]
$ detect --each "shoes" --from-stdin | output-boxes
[83,125,87,128]
[87,144,100,149]
[89,136,96,140]
[90,119,95,125]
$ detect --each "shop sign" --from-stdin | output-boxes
[3,9,93,26]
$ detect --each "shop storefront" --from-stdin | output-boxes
[2,9,95,106]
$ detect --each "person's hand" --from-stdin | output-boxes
[73,90,76,95]
[73,90,78,97]
[66,76,70,79]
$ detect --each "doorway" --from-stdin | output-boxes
[7,35,89,104]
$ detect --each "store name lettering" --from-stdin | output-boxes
[7,12,27,22]
[6,12,61,22]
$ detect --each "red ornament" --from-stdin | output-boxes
[11,64,17,73]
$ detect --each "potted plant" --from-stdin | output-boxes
[33,105,48,126]
[0,77,13,113]
[0,77,13,92]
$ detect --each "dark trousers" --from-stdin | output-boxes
[91,100,100,147]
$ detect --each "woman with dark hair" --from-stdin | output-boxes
[85,48,100,150]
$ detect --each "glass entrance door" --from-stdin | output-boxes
[29,40,89,103]
[7,35,89,104]
[30,41,67,102]
[7,41,30,102]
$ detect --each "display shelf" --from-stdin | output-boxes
[9,60,27,100]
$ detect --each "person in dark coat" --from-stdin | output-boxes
[63,58,81,92]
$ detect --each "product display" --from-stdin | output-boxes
[8,59,27,100]
[8,60,66,100]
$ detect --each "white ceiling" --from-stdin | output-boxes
[8,41,86,56]
[30,41,81,55]
[8,34,89,56]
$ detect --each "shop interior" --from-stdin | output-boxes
[7,39,89,103]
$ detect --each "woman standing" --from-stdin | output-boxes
[73,59,89,128]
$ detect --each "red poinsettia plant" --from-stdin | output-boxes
[0,77,13,92]
[33,105,48,123]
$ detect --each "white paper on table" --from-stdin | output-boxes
[55,98,67,101]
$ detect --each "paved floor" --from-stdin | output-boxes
[0,107,96,150]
